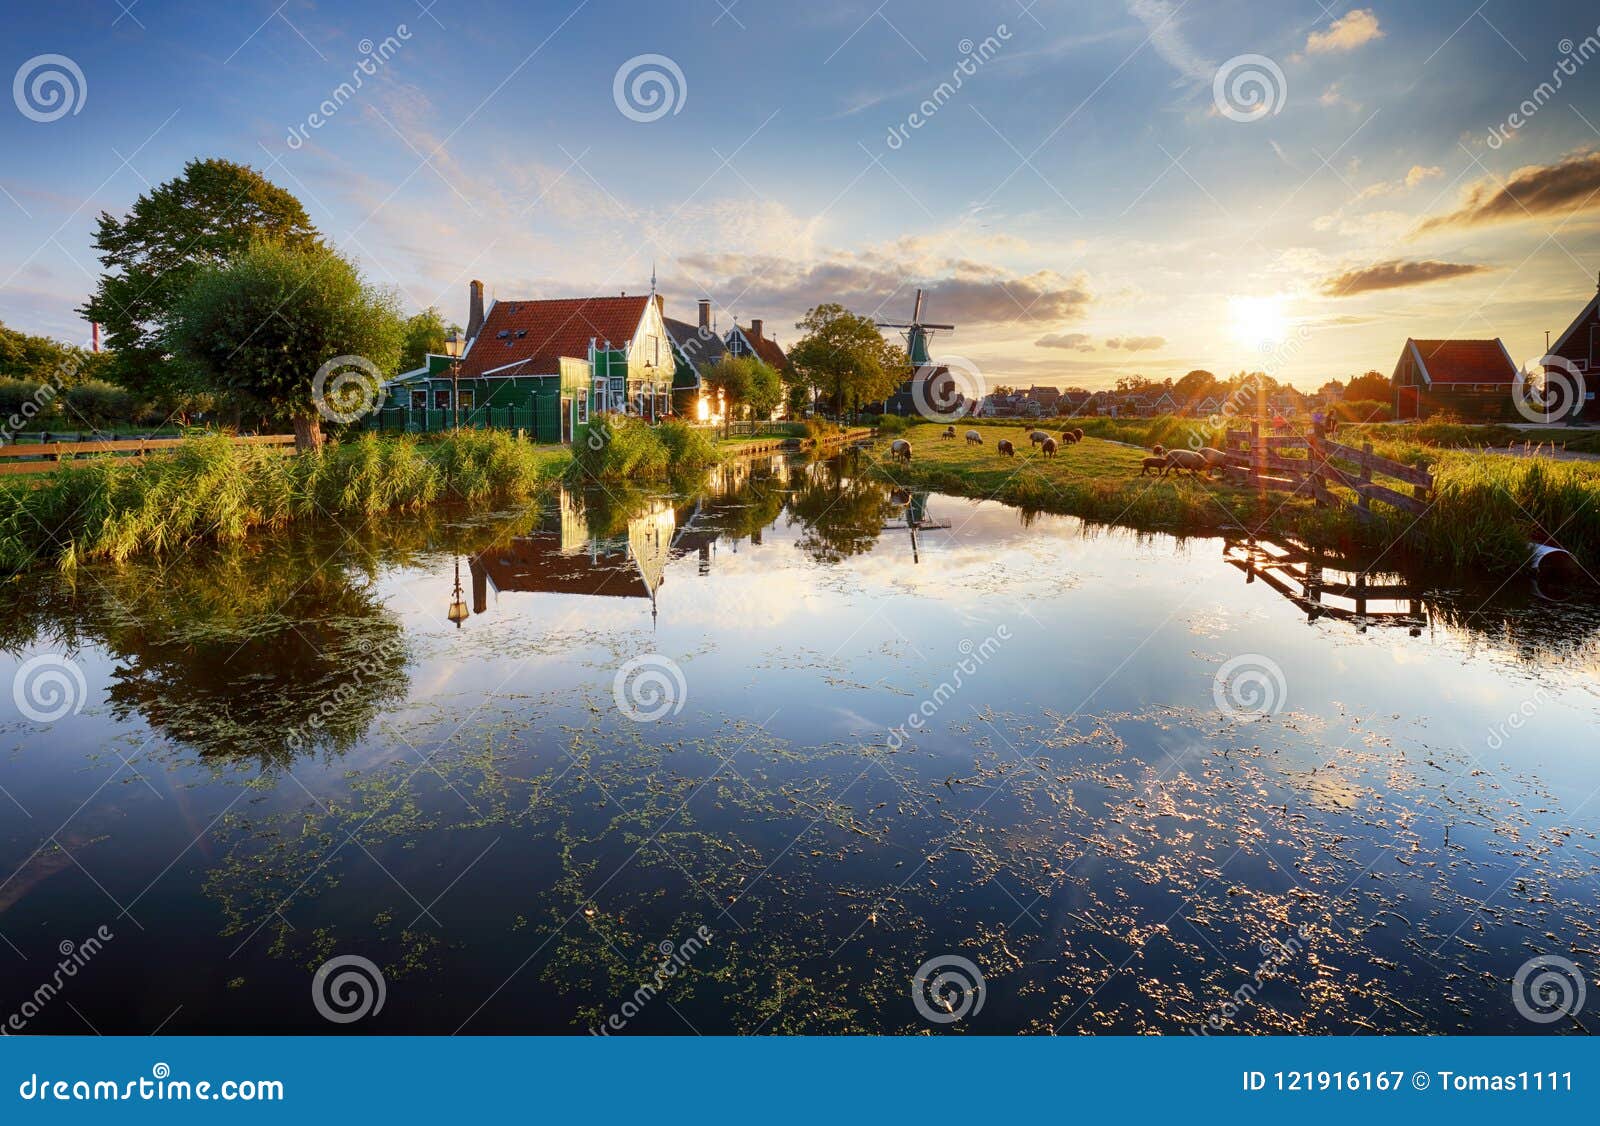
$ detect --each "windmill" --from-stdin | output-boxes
[876,288,954,367]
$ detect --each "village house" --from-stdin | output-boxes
[382,280,677,441]
[1391,338,1519,420]
[664,298,728,423]
[1547,277,1600,422]
[725,318,790,374]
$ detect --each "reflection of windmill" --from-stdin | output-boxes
[876,288,954,367]
[883,488,951,564]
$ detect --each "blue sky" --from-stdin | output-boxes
[4,0,1600,389]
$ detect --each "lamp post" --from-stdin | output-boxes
[447,556,469,628]
[444,329,464,434]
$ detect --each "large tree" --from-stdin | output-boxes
[787,304,904,419]
[400,307,454,372]
[704,354,755,434]
[1344,370,1390,402]
[80,158,320,414]
[167,241,403,451]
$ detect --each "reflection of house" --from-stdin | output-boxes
[1391,338,1518,420]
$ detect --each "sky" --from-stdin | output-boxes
[3,0,1600,391]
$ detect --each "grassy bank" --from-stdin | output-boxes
[0,430,571,573]
[866,422,1600,575]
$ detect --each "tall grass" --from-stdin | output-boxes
[571,415,718,481]
[0,430,568,573]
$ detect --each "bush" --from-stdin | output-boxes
[64,380,140,427]
[656,419,717,470]
[572,414,669,481]
[1334,399,1391,423]
[874,414,910,435]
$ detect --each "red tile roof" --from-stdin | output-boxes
[1410,339,1516,385]
[461,296,651,378]
[737,325,789,371]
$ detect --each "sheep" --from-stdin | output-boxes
[997,439,1016,458]
[1029,429,1051,447]
[1041,437,1059,458]
[889,438,912,464]
[965,429,983,445]
[1197,446,1231,471]
[1159,448,1210,478]
[1139,456,1168,477]
[1072,428,1084,442]
[1058,429,1080,445]
[942,425,957,439]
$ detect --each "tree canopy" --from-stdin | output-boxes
[787,304,905,417]
[80,158,321,411]
[167,241,402,450]
[400,308,454,372]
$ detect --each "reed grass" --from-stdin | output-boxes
[0,430,570,573]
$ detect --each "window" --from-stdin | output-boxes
[411,389,426,410]
[458,390,474,410]
[576,397,589,424]
[433,389,450,409]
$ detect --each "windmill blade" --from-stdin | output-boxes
[876,321,914,328]
[921,323,956,330]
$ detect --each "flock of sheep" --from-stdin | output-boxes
[887,427,1229,480]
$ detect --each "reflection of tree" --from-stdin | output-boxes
[785,456,896,565]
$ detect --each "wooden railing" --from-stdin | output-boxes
[0,434,296,477]
[1221,422,1433,523]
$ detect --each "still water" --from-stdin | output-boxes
[2,451,1598,1034]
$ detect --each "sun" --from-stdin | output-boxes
[1230,296,1290,351]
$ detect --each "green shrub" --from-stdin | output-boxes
[571,414,669,481]
[656,419,718,470]
[874,414,910,435]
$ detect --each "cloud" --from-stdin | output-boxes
[1105,335,1167,351]
[1036,332,1096,351]
[676,249,1094,328]
[1125,0,1214,81]
[1319,82,1361,110]
[1405,164,1443,189]
[1320,259,1491,296]
[1417,151,1600,232]
[1306,9,1383,54]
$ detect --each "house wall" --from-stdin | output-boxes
[1551,303,1600,421]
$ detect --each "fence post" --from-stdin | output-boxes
[1359,441,1373,516]
[1250,420,1262,486]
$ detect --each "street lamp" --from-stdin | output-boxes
[447,556,469,627]
[444,329,464,433]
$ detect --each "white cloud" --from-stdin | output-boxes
[1306,9,1384,54]
[1036,332,1096,351]
[1125,0,1214,81]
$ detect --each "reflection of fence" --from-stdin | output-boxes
[1221,423,1433,525]
[1224,533,1427,634]
[0,433,296,477]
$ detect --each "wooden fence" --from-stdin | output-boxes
[1221,422,1433,525]
[0,434,296,477]
[1223,533,1427,634]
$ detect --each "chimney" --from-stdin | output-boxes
[698,299,711,330]
[750,318,764,339]
[467,280,485,341]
